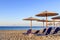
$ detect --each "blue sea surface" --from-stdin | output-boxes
[0,26,46,30]
[0,26,55,30]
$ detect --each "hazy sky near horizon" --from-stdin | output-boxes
[0,0,60,26]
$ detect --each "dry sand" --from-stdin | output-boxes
[0,30,60,40]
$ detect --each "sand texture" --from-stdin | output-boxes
[0,30,60,40]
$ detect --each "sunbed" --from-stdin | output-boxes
[23,29,32,35]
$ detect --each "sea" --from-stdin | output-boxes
[0,26,55,30]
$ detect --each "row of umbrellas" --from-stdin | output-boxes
[23,10,60,30]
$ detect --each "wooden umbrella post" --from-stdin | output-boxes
[54,20,55,27]
[46,15,48,29]
[59,20,60,26]
[30,20,32,30]
[53,19,55,27]
[43,21,44,27]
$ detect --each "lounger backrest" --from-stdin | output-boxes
[53,27,60,34]
[34,30,40,34]
[45,27,52,35]
[27,29,32,34]
[42,28,46,33]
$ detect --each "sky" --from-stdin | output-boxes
[0,0,60,26]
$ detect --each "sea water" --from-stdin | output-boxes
[0,26,46,30]
[0,26,56,30]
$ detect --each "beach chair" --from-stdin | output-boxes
[36,27,52,36]
[42,28,46,33]
[33,28,46,35]
[45,27,52,35]
[53,27,60,34]
[23,29,32,35]
[33,30,40,34]
[33,28,47,35]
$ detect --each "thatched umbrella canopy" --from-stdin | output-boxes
[23,17,40,29]
[35,10,58,28]
[52,16,60,19]
[51,16,60,26]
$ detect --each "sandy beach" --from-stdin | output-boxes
[0,30,60,40]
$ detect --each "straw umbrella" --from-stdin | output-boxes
[35,10,58,29]
[37,19,52,27]
[23,17,40,30]
[51,16,60,27]
[52,16,60,19]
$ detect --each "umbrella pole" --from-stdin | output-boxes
[59,21,60,27]
[43,21,44,27]
[53,19,55,27]
[54,20,55,27]
[46,15,48,29]
[30,20,32,30]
